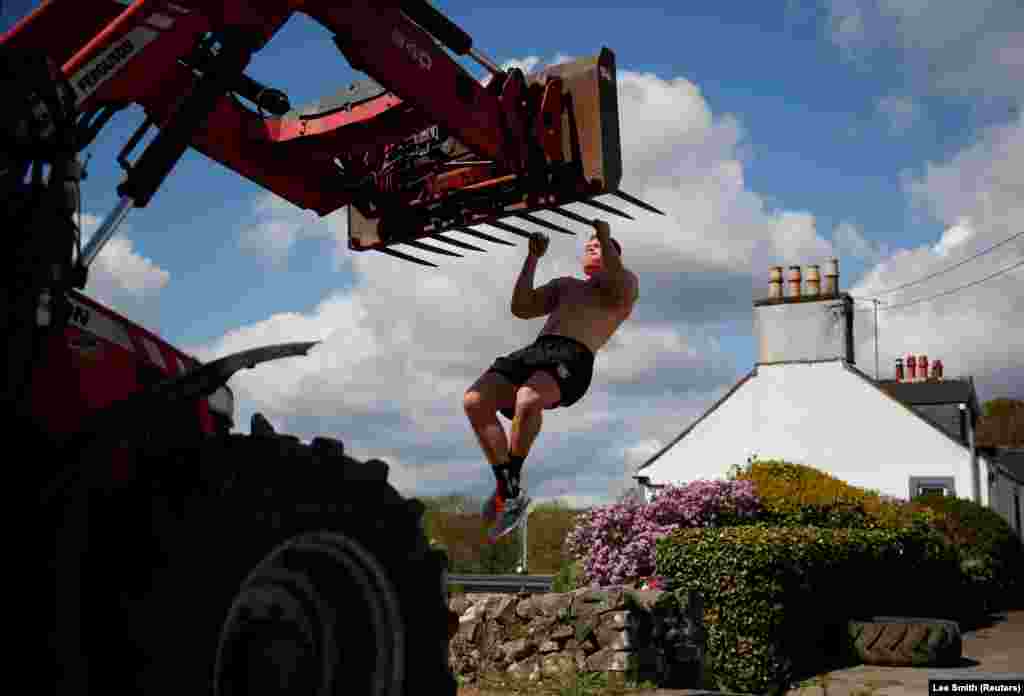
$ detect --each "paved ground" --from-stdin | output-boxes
[456,611,1024,696]
[783,611,1024,696]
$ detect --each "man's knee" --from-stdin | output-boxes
[463,388,495,419]
[514,385,545,413]
[463,388,483,414]
[516,371,561,412]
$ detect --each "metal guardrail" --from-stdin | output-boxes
[447,574,554,594]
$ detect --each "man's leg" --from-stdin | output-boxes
[463,371,519,468]
[464,371,521,525]
[508,370,562,471]
[487,371,562,541]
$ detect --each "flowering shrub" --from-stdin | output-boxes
[733,459,870,512]
[565,479,762,587]
[637,575,667,591]
[646,479,762,528]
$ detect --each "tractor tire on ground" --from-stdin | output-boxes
[78,431,458,696]
[848,617,962,667]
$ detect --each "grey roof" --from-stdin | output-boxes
[844,363,976,453]
[876,378,980,414]
[993,450,1024,484]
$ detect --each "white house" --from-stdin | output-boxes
[979,448,1024,537]
[632,261,1023,538]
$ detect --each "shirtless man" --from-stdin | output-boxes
[463,220,640,541]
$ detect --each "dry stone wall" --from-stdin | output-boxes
[447,586,706,688]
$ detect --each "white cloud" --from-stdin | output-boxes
[478,53,579,89]
[851,115,1024,395]
[812,1,1024,396]
[828,0,867,51]
[190,55,849,506]
[604,438,666,503]
[834,221,889,263]
[79,213,170,328]
[905,116,1024,229]
[876,95,920,133]
[502,56,540,74]
[238,192,350,269]
[825,0,1024,106]
[931,219,973,258]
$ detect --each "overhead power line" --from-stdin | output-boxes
[880,257,1024,311]
[855,229,1024,299]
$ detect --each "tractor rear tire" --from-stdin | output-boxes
[848,617,962,667]
[79,431,457,696]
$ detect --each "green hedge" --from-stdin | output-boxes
[913,493,1024,611]
[750,496,1018,617]
[655,523,960,696]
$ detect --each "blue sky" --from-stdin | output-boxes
[4,1,1022,506]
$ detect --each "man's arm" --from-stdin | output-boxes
[593,220,637,306]
[511,234,561,318]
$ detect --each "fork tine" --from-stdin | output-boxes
[577,198,634,220]
[405,240,463,257]
[546,206,593,226]
[431,233,486,252]
[610,190,665,216]
[486,220,534,240]
[454,226,516,246]
[376,247,439,267]
[514,212,576,236]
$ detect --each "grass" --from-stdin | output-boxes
[456,666,659,696]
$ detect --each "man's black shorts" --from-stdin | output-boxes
[486,334,595,419]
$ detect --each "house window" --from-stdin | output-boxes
[908,476,956,500]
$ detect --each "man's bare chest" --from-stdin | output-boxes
[557,280,621,318]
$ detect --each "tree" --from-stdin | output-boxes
[976,398,1024,447]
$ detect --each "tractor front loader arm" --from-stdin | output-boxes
[4,0,662,271]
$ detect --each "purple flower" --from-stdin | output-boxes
[565,480,763,586]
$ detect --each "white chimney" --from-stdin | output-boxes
[755,259,855,365]
[768,266,783,299]
[824,258,839,295]
[805,265,821,297]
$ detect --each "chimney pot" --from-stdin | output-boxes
[919,354,928,382]
[907,354,917,381]
[787,265,802,299]
[805,265,821,296]
[933,359,943,380]
[896,358,904,382]
[824,258,839,295]
[768,266,783,299]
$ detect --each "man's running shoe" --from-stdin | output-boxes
[487,492,531,542]
[482,487,505,524]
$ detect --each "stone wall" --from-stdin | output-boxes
[447,586,706,689]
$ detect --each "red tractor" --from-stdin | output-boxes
[2,1,660,692]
